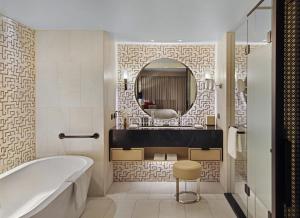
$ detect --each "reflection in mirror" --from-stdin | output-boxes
[135,58,197,120]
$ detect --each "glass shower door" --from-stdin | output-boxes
[231,1,272,217]
[247,1,272,217]
[231,19,249,215]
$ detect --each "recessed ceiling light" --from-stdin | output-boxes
[150,40,155,42]
[177,39,183,42]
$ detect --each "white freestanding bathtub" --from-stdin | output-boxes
[0,155,94,218]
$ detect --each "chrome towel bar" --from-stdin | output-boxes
[229,126,246,134]
[58,133,99,139]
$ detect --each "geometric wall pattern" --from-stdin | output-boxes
[235,44,247,126]
[113,161,220,182]
[0,16,36,174]
[116,44,216,127]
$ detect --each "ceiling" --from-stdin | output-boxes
[0,0,259,42]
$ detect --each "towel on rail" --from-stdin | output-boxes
[228,127,238,159]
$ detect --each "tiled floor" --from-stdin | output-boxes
[81,182,236,218]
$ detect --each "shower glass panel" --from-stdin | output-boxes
[232,0,272,217]
[247,1,272,217]
[231,19,248,215]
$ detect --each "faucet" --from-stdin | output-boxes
[151,111,155,126]
[141,116,149,127]
[177,111,182,126]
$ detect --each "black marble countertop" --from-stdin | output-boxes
[109,126,223,148]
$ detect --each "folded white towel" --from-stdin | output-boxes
[129,124,138,129]
[194,124,203,129]
[154,153,165,161]
[167,153,177,161]
[228,127,238,159]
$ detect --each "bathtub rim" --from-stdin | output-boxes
[0,155,93,179]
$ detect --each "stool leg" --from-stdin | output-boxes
[197,178,201,200]
[176,178,179,202]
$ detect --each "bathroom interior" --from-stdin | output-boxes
[0,0,278,217]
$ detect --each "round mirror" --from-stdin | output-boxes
[135,58,197,119]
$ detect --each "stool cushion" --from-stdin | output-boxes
[173,160,201,180]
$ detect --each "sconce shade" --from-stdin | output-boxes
[123,70,128,80]
[205,73,213,80]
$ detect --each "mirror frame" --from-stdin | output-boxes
[134,58,198,120]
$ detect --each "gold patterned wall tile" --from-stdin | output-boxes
[113,161,220,182]
[235,45,248,126]
[0,16,36,173]
[116,44,216,127]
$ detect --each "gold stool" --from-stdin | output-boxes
[173,160,201,204]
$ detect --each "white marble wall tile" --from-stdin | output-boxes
[36,30,116,196]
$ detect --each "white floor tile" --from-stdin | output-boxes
[255,197,269,218]
[103,199,136,218]
[81,198,112,218]
[105,192,127,201]
[107,182,132,194]
[149,193,173,200]
[207,198,236,218]
[128,182,152,193]
[159,200,186,218]
[150,182,173,194]
[82,182,234,218]
[169,181,224,194]
[125,193,150,200]
[185,200,214,218]
[106,182,132,200]
[132,199,160,218]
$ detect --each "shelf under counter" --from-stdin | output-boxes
[110,147,223,161]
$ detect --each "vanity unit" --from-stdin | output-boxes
[112,57,223,182]
[111,58,223,163]
[109,126,223,162]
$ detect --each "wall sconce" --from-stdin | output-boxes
[123,70,128,91]
[204,73,215,90]
[204,73,222,89]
